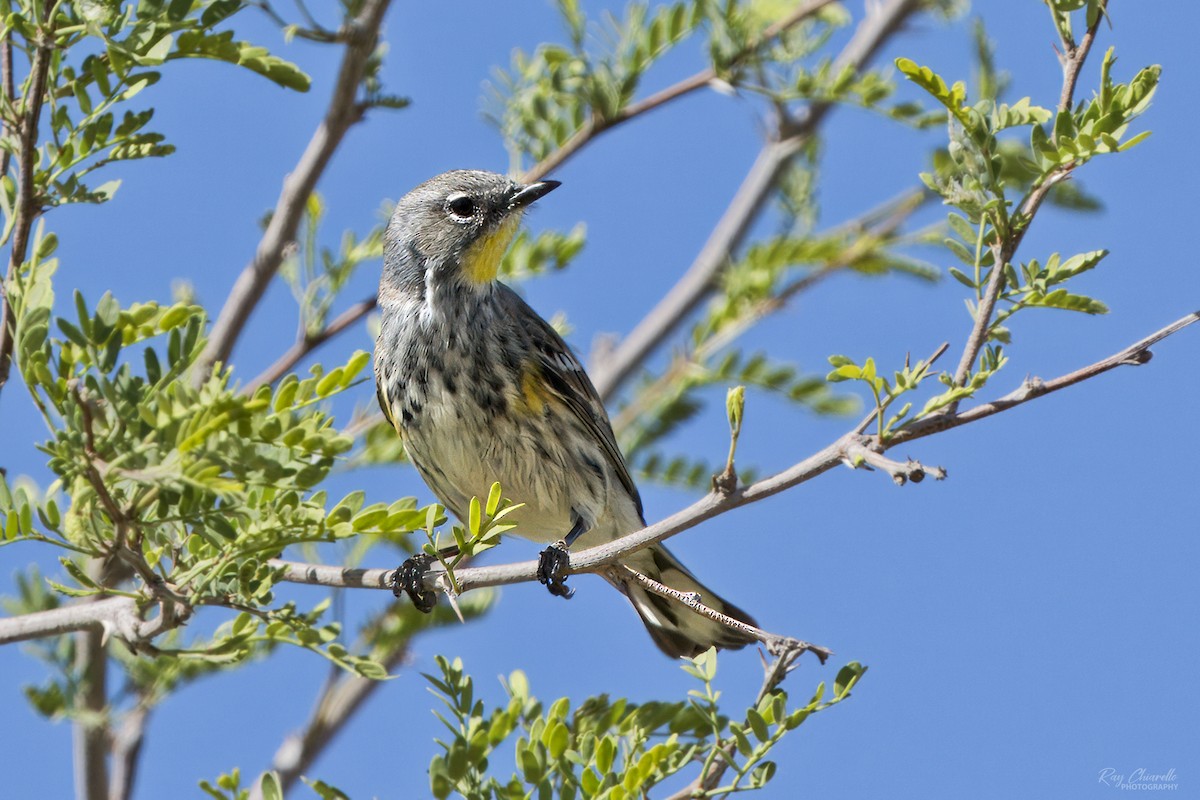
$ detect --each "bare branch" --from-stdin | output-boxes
[0,596,135,645]
[1058,4,1104,113]
[195,0,392,382]
[273,310,1198,600]
[895,310,1200,444]
[74,580,110,800]
[0,593,188,647]
[843,444,946,485]
[244,294,376,393]
[108,701,150,800]
[590,0,925,401]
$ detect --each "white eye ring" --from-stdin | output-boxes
[446,193,476,221]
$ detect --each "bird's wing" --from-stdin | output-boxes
[498,285,645,523]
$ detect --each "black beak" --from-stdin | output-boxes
[509,180,561,209]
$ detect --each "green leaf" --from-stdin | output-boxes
[172,31,312,92]
[259,772,283,800]
[746,708,769,742]
[895,57,969,123]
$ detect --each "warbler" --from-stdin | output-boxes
[373,169,757,657]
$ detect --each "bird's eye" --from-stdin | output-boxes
[446,195,476,220]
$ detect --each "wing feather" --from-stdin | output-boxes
[499,286,645,523]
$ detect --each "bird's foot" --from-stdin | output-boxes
[391,553,438,612]
[537,540,574,600]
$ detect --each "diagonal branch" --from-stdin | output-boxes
[2,313,1194,648]
[195,0,392,383]
[272,311,1199,604]
[949,1,1107,395]
[259,635,409,797]
[520,0,841,183]
[244,294,376,393]
[590,0,925,402]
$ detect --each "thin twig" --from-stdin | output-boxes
[590,0,924,402]
[520,0,839,183]
[1058,8,1103,113]
[0,33,13,180]
[949,2,1106,396]
[195,0,392,383]
[270,310,1198,601]
[610,187,927,434]
[895,310,1200,444]
[0,15,54,396]
[244,295,377,393]
[665,637,817,800]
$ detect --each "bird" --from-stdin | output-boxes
[373,169,758,657]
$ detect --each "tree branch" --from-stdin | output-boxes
[590,0,924,401]
[0,594,182,647]
[108,700,150,800]
[2,313,1193,651]
[242,1,842,389]
[244,294,377,393]
[520,0,840,183]
[893,310,1199,444]
[271,310,1198,603]
[1058,5,1103,113]
[949,2,1106,394]
[195,0,392,382]
[0,14,54,397]
[262,634,409,797]
[664,641,813,800]
[74,570,110,800]
[609,187,926,435]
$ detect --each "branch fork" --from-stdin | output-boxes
[843,441,946,486]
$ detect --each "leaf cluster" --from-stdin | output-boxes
[421,649,865,800]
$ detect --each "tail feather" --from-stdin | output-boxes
[611,544,758,658]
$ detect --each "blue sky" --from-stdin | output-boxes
[2,2,1198,798]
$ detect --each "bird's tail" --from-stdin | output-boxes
[608,544,758,658]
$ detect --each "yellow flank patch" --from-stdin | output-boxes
[521,369,549,415]
[462,214,520,284]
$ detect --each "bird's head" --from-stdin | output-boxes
[381,169,560,297]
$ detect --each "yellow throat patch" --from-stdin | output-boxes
[462,214,520,285]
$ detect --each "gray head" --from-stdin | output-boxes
[381,169,560,298]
